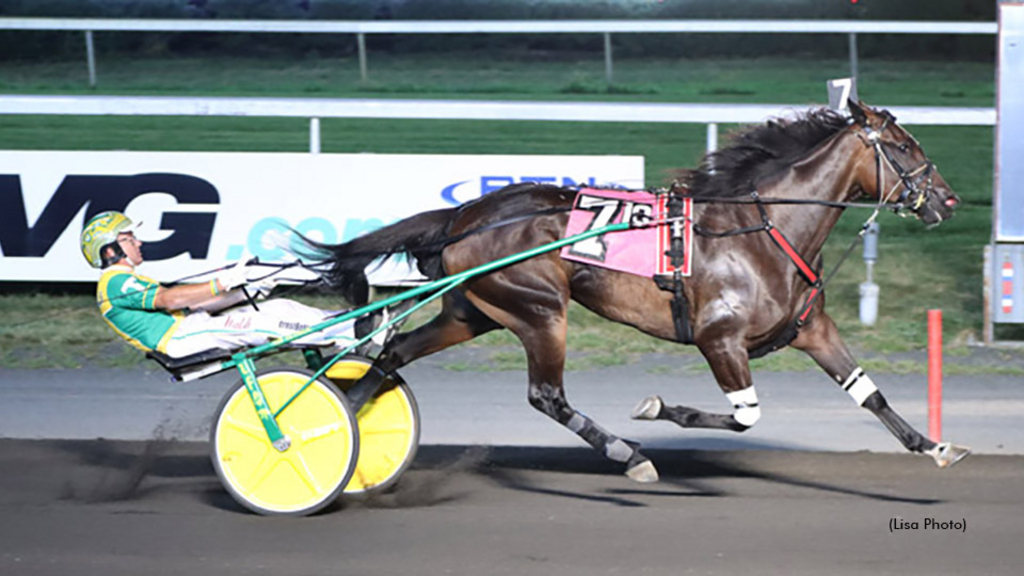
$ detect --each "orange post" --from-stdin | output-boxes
[927,309,943,442]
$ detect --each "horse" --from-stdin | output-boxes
[302,100,970,482]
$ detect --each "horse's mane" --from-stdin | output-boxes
[683,108,850,198]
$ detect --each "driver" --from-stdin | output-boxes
[81,210,368,358]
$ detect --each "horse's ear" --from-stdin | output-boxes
[848,99,869,126]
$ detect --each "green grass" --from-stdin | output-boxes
[0,53,996,106]
[0,292,140,368]
[1,52,1020,370]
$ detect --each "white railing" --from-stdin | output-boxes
[0,17,997,85]
[0,17,997,34]
[0,94,995,154]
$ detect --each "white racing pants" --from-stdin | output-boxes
[163,299,356,358]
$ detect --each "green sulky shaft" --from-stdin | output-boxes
[229,219,630,443]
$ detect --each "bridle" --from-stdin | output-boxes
[855,110,937,221]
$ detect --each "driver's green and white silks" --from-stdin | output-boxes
[96,265,182,353]
[97,266,357,358]
[96,264,183,350]
[163,300,357,358]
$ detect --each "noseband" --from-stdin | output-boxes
[857,113,936,217]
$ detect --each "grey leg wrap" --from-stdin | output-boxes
[567,412,634,463]
[661,406,750,432]
[530,383,644,464]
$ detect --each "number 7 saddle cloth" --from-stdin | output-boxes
[560,188,693,278]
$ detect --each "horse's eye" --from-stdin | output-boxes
[898,143,910,153]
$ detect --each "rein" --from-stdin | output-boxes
[145,115,939,312]
[689,196,906,211]
[635,190,870,329]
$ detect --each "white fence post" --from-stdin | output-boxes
[706,123,718,153]
[84,30,97,88]
[309,117,321,153]
[604,32,613,86]
[848,32,859,80]
[357,32,368,82]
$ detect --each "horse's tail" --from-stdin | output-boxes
[297,208,456,305]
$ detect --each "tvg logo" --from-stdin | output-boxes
[0,173,218,260]
[441,175,597,206]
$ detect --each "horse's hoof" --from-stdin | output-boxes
[630,396,663,420]
[927,442,972,469]
[625,460,659,483]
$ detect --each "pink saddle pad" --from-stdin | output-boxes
[560,188,692,278]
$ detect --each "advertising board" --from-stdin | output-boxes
[0,151,644,284]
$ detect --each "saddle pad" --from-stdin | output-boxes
[560,188,692,278]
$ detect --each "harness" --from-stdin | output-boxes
[652,189,694,343]
[656,115,939,356]
[724,191,836,356]
[664,189,832,357]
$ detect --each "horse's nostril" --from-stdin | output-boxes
[944,197,959,208]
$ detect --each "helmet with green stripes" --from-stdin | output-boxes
[80,211,136,268]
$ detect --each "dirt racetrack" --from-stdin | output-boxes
[1,439,1021,576]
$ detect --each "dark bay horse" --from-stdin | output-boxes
[306,100,970,481]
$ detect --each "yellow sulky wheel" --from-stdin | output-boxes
[326,356,420,496]
[211,367,359,516]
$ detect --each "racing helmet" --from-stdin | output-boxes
[80,211,137,268]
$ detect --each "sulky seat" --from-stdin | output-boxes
[147,348,236,382]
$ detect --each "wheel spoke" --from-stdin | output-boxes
[242,448,277,494]
[292,452,324,495]
[224,414,272,443]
